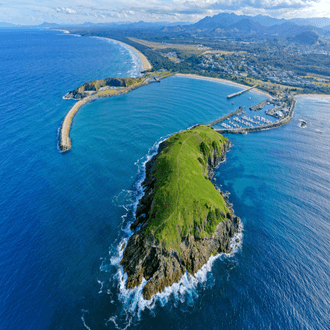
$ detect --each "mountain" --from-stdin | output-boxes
[0,22,18,28]
[192,13,246,29]
[39,22,61,28]
[227,18,264,34]
[165,13,330,37]
[290,17,330,28]
[38,20,189,30]
[293,30,320,45]
[252,15,286,27]
[266,22,318,37]
[292,30,330,46]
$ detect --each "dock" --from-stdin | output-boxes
[249,99,268,111]
[227,85,257,99]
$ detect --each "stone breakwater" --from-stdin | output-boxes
[59,74,173,152]
[120,135,241,300]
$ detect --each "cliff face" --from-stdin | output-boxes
[120,126,240,300]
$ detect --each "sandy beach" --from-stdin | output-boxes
[175,74,272,98]
[295,93,330,98]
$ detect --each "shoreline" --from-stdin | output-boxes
[295,93,330,98]
[175,74,272,98]
[57,29,152,72]
[105,37,152,72]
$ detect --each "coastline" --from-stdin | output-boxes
[106,37,152,72]
[295,93,330,98]
[175,73,272,98]
[57,29,152,72]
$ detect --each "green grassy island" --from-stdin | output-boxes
[121,125,241,300]
[144,126,230,249]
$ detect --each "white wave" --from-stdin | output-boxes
[89,36,143,78]
[52,29,70,34]
[81,310,92,330]
[97,279,104,294]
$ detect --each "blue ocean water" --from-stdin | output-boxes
[0,29,329,330]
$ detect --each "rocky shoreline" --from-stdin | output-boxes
[120,131,241,300]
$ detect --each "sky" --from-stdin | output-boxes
[1,0,330,25]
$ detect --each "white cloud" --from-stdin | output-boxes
[56,7,77,15]
[0,0,328,25]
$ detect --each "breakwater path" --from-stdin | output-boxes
[59,73,173,152]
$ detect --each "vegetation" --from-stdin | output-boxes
[144,125,230,250]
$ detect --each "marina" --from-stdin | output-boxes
[209,94,296,134]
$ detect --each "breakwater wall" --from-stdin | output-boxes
[208,107,243,127]
[59,73,174,152]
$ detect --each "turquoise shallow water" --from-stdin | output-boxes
[0,29,329,330]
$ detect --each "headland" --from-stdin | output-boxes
[59,72,172,152]
[121,125,240,299]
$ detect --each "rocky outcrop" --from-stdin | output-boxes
[120,134,240,300]
[64,78,128,100]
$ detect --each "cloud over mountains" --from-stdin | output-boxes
[0,0,328,25]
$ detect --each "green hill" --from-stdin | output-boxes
[143,125,230,250]
[121,125,240,299]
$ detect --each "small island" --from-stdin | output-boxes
[121,125,240,300]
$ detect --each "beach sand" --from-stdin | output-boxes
[175,74,271,98]
[295,93,330,98]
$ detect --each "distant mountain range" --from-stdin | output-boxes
[0,22,20,27]
[163,13,330,38]
[2,14,330,40]
[2,20,190,29]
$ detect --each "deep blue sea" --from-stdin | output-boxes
[0,29,329,330]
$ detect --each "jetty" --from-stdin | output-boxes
[249,99,268,111]
[59,97,94,151]
[59,72,173,152]
[208,107,243,127]
[227,85,257,99]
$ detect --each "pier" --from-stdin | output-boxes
[227,85,257,99]
[249,99,268,111]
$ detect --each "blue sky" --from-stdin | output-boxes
[1,0,329,25]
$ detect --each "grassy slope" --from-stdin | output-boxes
[145,125,230,251]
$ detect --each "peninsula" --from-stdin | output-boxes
[121,125,240,300]
[59,72,172,152]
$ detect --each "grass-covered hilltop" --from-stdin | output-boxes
[121,125,241,299]
[64,71,172,100]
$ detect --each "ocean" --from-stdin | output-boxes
[0,29,329,330]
